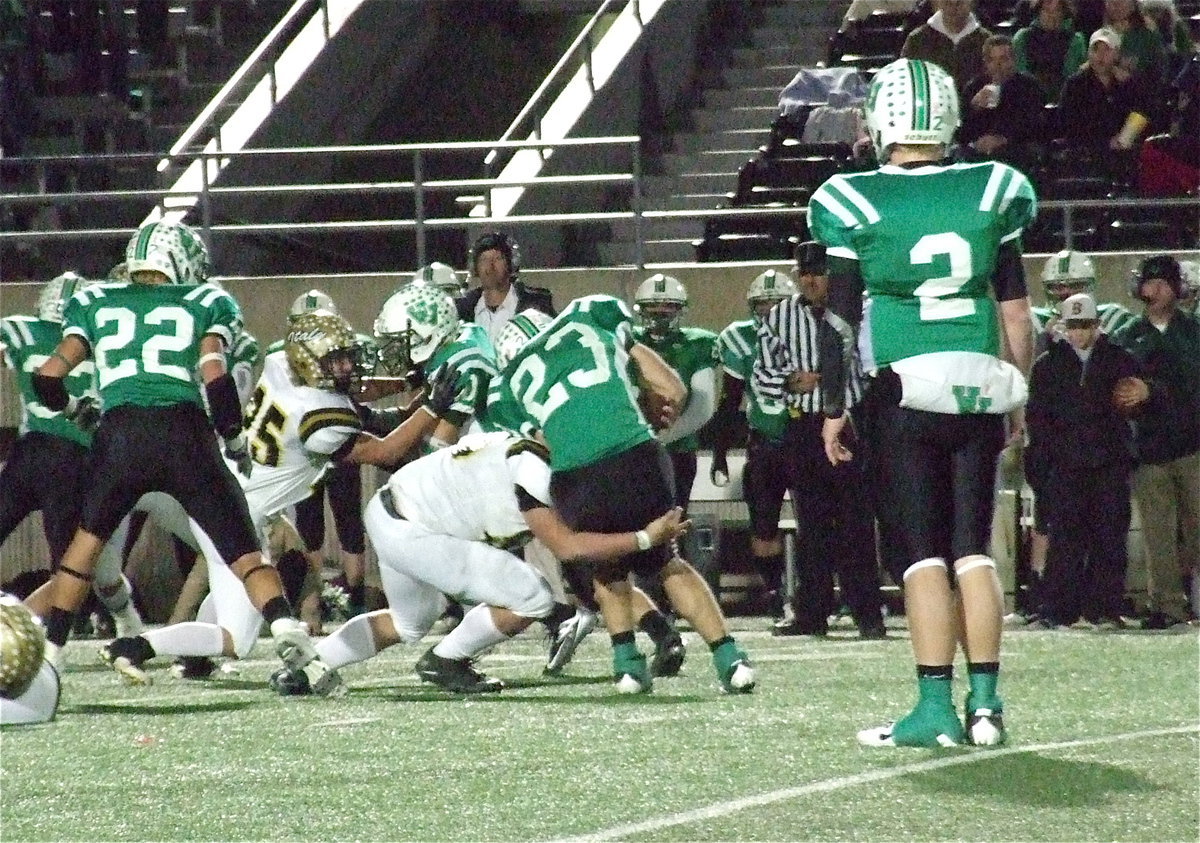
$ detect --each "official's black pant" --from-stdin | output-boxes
[784,414,882,628]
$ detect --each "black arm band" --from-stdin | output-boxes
[205,373,243,439]
[32,374,70,411]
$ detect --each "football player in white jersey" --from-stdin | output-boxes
[1,594,60,726]
[98,310,461,694]
[271,431,688,695]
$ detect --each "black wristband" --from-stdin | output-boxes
[32,373,70,411]
[205,372,243,439]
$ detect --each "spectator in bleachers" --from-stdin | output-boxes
[1024,292,1145,630]
[1104,0,1168,82]
[957,34,1048,174]
[901,0,993,95]
[1141,0,1196,60]
[1057,27,1156,180]
[1112,255,1200,631]
[1137,51,1200,195]
[1012,0,1089,102]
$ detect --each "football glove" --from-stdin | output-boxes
[64,395,101,434]
[224,432,253,478]
[423,364,461,417]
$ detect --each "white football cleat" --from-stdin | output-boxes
[722,661,756,693]
[545,608,598,675]
[270,617,318,672]
[302,659,347,698]
[966,709,1007,746]
[615,673,652,694]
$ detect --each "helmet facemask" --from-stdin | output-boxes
[373,285,459,376]
[634,274,688,342]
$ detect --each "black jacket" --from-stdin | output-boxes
[1113,311,1200,465]
[1026,334,1140,480]
[455,281,556,322]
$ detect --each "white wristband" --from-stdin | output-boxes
[635,530,652,551]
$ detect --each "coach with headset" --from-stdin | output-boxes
[456,232,556,343]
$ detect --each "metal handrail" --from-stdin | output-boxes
[483,0,624,176]
[162,0,328,170]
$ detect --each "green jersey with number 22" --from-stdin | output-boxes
[61,281,243,411]
[486,295,654,472]
[808,160,1036,369]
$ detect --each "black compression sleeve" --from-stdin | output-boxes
[204,373,243,439]
[992,240,1029,302]
[32,374,69,411]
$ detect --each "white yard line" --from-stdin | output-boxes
[551,724,1200,843]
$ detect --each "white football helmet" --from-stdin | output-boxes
[374,283,460,374]
[864,58,960,160]
[634,274,688,341]
[0,594,46,700]
[413,262,467,298]
[494,308,553,369]
[290,289,338,319]
[1041,250,1097,301]
[285,310,363,393]
[124,220,211,285]
[107,262,129,282]
[36,271,90,324]
[747,269,798,310]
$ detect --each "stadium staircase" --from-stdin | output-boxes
[594,0,844,266]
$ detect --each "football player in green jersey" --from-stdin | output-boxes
[30,220,332,692]
[1,272,145,640]
[631,274,719,672]
[812,59,1036,748]
[1034,250,1137,348]
[709,268,797,625]
[487,294,756,695]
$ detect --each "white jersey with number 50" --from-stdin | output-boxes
[808,160,1037,368]
[239,351,361,528]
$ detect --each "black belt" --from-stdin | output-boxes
[379,487,405,520]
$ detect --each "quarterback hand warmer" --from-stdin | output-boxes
[205,372,244,440]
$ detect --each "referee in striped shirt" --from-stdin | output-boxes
[753,241,885,639]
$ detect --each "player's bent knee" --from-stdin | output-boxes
[511,582,555,620]
[903,557,947,582]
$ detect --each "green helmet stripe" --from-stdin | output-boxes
[133,224,156,259]
[910,61,930,130]
[1058,254,1070,275]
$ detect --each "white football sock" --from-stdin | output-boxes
[143,622,225,658]
[316,614,379,671]
[434,605,507,661]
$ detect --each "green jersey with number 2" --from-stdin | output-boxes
[61,281,243,410]
[808,160,1036,368]
[1,315,97,446]
[486,294,653,472]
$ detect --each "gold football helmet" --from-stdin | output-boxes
[285,310,363,394]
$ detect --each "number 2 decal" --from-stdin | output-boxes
[909,232,976,321]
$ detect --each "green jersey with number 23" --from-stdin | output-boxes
[808,160,1036,369]
[61,281,243,411]
[486,294,654,473]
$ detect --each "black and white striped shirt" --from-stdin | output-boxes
[753,295,866,414]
